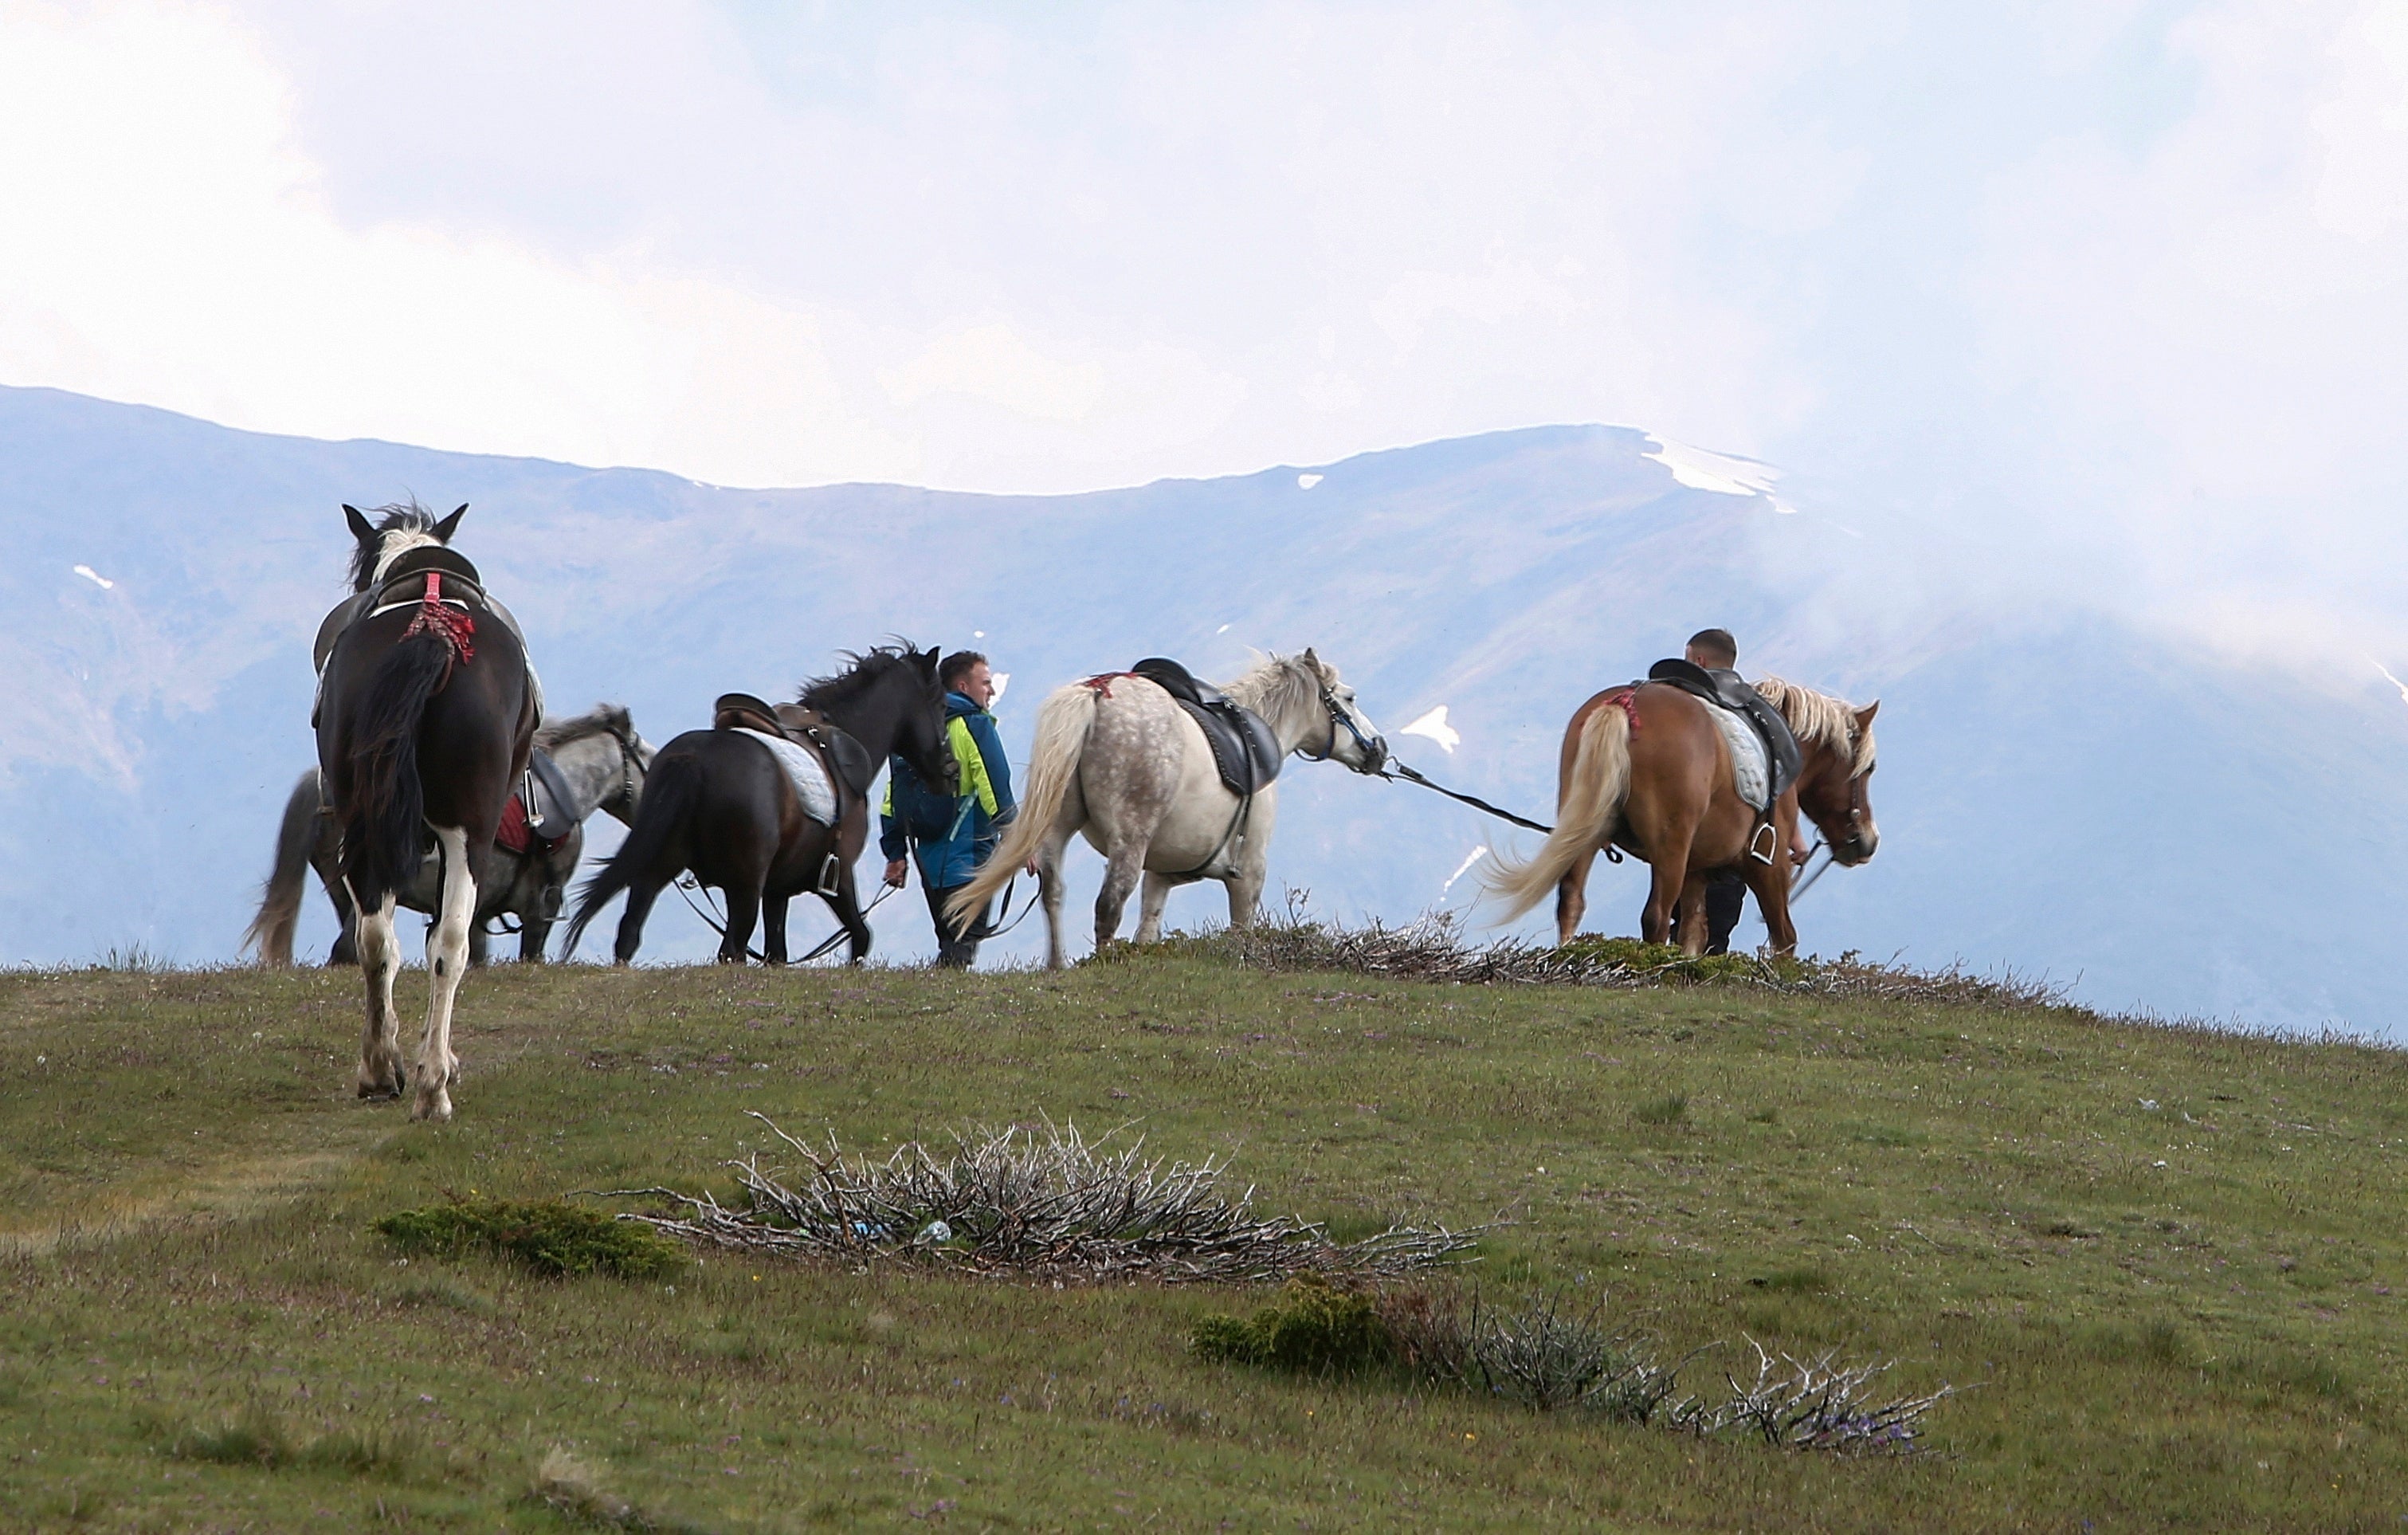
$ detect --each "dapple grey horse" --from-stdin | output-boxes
[945,650,1385,968]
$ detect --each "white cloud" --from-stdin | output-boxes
[0,2,2403,670]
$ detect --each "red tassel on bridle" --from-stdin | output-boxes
[402,571,476,677]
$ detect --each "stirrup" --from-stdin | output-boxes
[1749,821,1779,866]
[816,852,843,898]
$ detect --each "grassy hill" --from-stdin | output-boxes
[0,945,2401,1531]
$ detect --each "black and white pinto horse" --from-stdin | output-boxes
[318,503,535,1121]
[943,650,1386,968]
[245,705,652,968]
[565,646,957,966]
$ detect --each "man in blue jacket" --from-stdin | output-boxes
[880,650,1020,968]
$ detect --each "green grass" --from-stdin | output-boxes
[0,952,2402,1529]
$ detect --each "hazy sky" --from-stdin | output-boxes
[3,2,2404,669]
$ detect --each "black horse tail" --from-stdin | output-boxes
[339,632,454,906]
[563,748,700,960]
[243,768,324,966]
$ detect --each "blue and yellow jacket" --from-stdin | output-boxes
[880,693,1017,889]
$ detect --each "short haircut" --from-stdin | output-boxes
[1685,628,1738,667]
[939,650,989,691]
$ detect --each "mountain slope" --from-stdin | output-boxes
[2,385,2399,1033]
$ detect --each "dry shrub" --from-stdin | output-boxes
[619,1116,1480,1285]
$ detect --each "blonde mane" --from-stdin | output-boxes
[1753,675,1877,775]
[1220,651,1327,740]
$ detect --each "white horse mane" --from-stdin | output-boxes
[1220,651,1328,738]
[1753,675,1877,775]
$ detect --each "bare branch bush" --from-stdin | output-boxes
[1152,904,2069,1012]
[1695,1337,1956,1453]
[1202,1282,1951,1453]
[615,1115,1480,1285]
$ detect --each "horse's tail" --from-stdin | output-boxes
[242,768,323,966]
[563,748,702,960]
[339,632,454,905]
[943,680,1097,931]
[1481,698,1633,924]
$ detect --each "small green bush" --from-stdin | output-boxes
[1190,1277,1394,1373]
[375,1197,685,1281]
[1633,1093,1690,1125]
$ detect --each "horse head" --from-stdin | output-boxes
[800,644,958,795]
[1298,648,1388,773]
[596,705,654,827]
[344,501,468,592]
[1793,697,1879,867]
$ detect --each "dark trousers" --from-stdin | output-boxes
[925,881,988,969]
[1669,870,1748,955]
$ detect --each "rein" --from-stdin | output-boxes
[1374,758,1555,834]
[673,873,900,964]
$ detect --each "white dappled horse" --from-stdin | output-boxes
[944,650,1386,968]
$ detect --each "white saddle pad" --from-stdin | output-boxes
[1707,705,1770,811]
[735,728,837,824]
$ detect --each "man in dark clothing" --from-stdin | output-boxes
[880,650,1018,968]
[1676,628,1753,956]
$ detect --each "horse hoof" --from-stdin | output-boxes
[410,1087,453,1122]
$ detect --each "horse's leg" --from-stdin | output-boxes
[1225,849,1270,932]
[413,826,476,1121]
[829,866,872,965]
[1093,844,1147,952]
[1038,824,1073,970]
[317,840,359,968]
[1554,847,1598,946]
[355,893,404,1097]
[520,917,551,964]
[1135,871,1176,943]
[761,893,790,967]
[613,878,662,966]
[1743,859,1798,957]
[1673,877,1711,958]
[469,921,492,968]
[720,883,762,964]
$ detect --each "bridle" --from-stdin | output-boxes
[1297,677,1387,772]
[600,715,648,817]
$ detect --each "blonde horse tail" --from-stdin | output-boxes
[243,769,322,966]
[1481,701,1633,924]
[943,681,1099,931]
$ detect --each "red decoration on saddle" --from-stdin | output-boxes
[1082,670,1137,698]
[401,571,476,665]
[1608,689,1641,731]
[496,793,533,854]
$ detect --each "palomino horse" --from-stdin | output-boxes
[944,650,1386,968]
[564,646,956,965]
[245,705,652,968]
[1483,676,1878,953]
[318,502,536,1121]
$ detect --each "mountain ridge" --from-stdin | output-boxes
[2,384,2399,1034]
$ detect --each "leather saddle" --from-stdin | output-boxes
[711,692,878,801]
[1131,657,1284,799]
[521,747,579,841]
[1644,658,1802,805]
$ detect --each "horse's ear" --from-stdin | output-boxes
[343,504,375,544]
[1855,701,1880,729]
[433,504,468,542]
[1302,646,1321,672]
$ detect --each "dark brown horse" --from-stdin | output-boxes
[563,646,956,966]
[1484,675,1878,953]
[316,503,536,1120]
